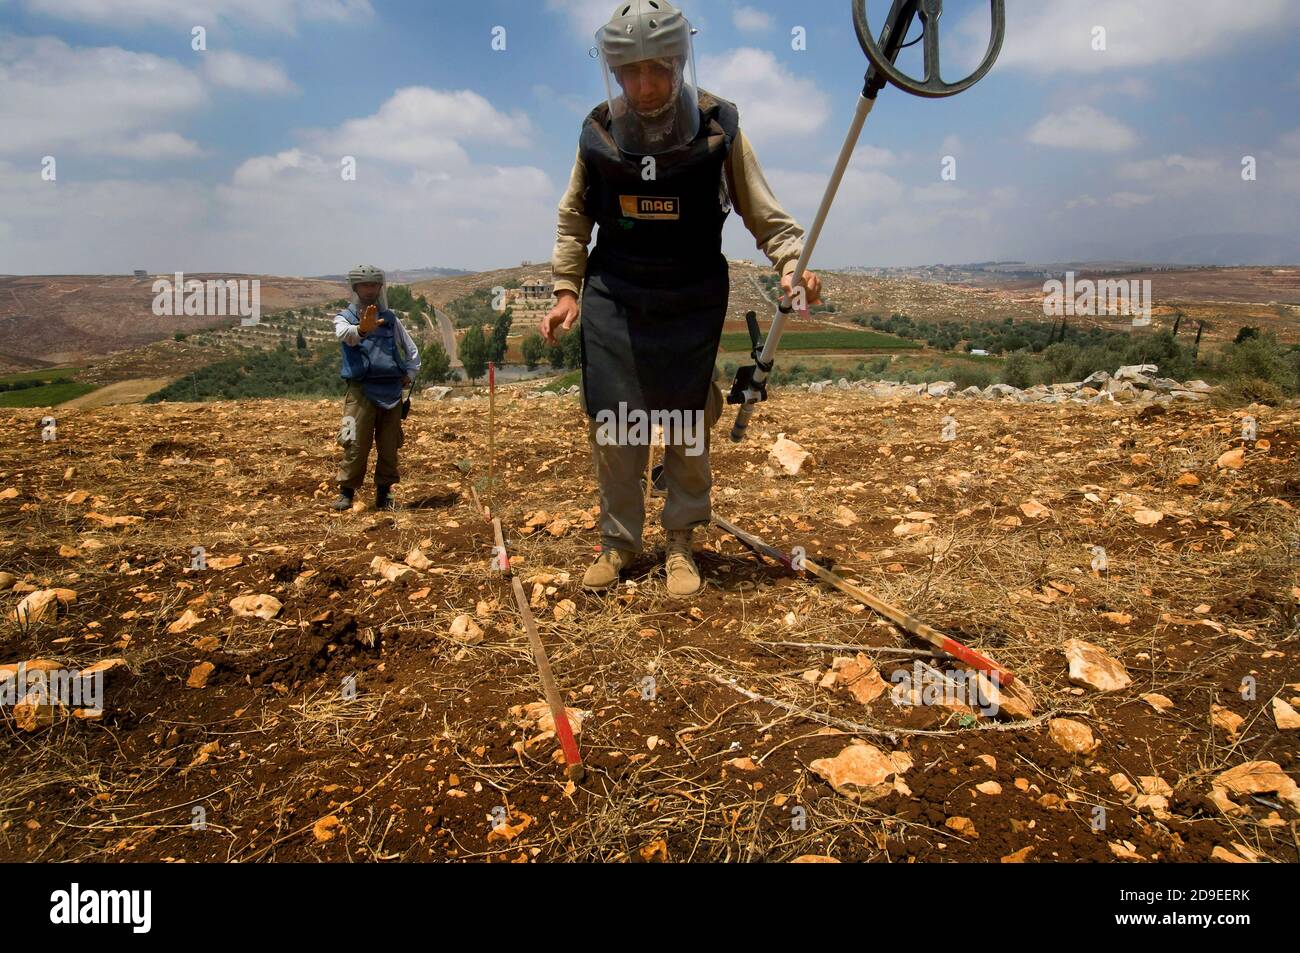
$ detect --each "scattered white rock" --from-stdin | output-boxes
[768,434,813,476]
[229,594,282,620]
[1063,638,1131,692]
[810,743,913,802]
[448,614,484,645]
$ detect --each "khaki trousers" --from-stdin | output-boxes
[583,366,725,554]
[336,381,404,489]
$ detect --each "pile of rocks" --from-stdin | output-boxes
[523,385,580,400]
[422,383,583,402]
[476,365,1218,408]
[800,365,1215,406]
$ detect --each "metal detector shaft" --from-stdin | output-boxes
[711,514,796,569]
[729,93,876,443]
[728,0,1005,443]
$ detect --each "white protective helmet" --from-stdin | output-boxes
[597,0,700,155]
[348,264,388,311]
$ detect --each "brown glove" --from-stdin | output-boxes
[359,304,379,335]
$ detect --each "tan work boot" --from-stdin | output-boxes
[582,548,634,590]
[665,529,701,598]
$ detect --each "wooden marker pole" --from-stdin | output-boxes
[487,361,496,513]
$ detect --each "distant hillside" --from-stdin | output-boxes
[1132,234,1300,267]
[314,267,474,284]
[1054,236,1300,268]
[0,274,341,371]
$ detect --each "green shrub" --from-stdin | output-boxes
[952,364,993,390]
[1001,352,1037,389]
[418,338,452,385]
[459,324,489,382]
[1215,332,1298,396]
[1222,377,1285,406]
[522,332,547,370]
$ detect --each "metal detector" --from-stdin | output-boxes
[727,0,1006,442]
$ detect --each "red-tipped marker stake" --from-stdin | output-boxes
[510,576,584,781]
[487,361,496,513]
[712,513,1016,687]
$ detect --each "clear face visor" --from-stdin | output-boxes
[350,277,388,312]
[599,38,700,156]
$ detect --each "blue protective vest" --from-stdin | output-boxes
[338,305,408,410]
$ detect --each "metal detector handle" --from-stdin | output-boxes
[854,0,1005,99]
[745,311,762,351]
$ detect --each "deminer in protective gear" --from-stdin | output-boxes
[543,0,822,598]
[332,265,422,512]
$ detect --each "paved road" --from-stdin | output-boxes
[433,309,461,367]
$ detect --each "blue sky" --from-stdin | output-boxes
[2,0,1299,275]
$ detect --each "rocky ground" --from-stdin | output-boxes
[0,384,1297,862]
[800,364,1218,406]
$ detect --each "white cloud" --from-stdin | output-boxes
[757,162,1020,268]
[532,83,592,118]
[22,0,373,32]
[0,34,206,157]
[1265,130,1300,196]
[0,161,217,273]
[699,47,828,151]
[99,132,204,159]
[1098,78,1152,100]
[0,20,561,274]
[1026,105,1138,152]
[306,87,533,167]
[231,148,331,186]
[956,0,1299,74]
[1065,191,1156,212]
[0,81,558,275]
[200,50,297,95]
[545,0,614,39]
[1277,129,1300,153]
[732,5,772,33]
[211,154,557,275]
[1117,154,1221,182]
[1106,191,1153,209]
[912,183,968,205]
[851,144,896,168]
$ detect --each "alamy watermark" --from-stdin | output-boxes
[2,664,104,711]
[152,272,261,325]
[594,403,706,457]
[49,883,150,933]
[1042,271,1151,326]
[890,662,1000,718]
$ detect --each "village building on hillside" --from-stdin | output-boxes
[504,275,557,318]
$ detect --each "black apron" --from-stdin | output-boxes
[581,250,729,415]
[578,90,739,418]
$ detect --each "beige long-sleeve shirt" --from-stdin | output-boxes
[551,127,805,295]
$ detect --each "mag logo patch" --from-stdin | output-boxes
[619,195,680,220]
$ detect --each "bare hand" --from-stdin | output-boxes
[541,292,580,346]
[359,305,386,336]
[781,270,823,312]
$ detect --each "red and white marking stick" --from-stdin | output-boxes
[487,361,496,512]
[712,514,1017,687]
[510,575,585,782]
